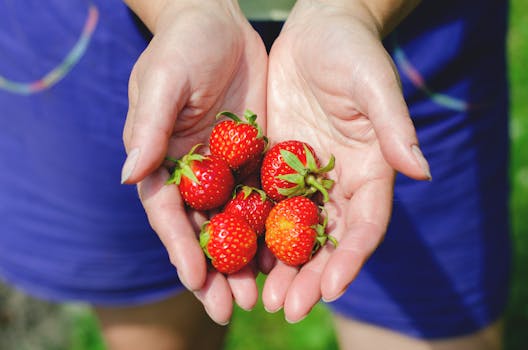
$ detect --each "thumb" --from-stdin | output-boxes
[121,63,189,184]
[367,59,431,181]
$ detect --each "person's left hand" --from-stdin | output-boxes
[261,0,430,322]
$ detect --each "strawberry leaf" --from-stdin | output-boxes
[166,169,182,185]
[199,222,213,259]
[317,154,335,174]
[217,110,242,123]
[277,173,305,184]
[303,144,318,171]
[313,214,338,248]
[277,184,304,197]
[254,187,269,202]
[180,163,200,184]
[241,185,254,199]
[165,155,179,164]
[243,109,257,124]
[280,149,308,174]
[245,109,267,142]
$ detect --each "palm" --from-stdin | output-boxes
[123,5,268,323]
[127,8,268,158]
[263,11,408,320]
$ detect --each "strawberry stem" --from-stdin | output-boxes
[306,175,330,203]
[165,156,179,164]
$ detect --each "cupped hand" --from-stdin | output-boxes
[262,0,430,322]
[121,0,268,324]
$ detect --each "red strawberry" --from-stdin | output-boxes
[200,212,258,274]
[265,196,336,266]
[166,144,234,211]
[209,110,268,178]
[223,185,275,236]
[260,140,335,203]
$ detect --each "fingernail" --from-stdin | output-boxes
[121,148,140,184]
[411,145,432,180]
[177,270,194,292]
[322,289,346,303]
[285,313,308,324]
[264,305,282,313]
[238,304,254,312]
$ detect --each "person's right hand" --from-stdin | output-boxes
[121,0,268,325]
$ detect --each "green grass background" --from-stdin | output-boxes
[503,0,528,348]
[1,0,527,349]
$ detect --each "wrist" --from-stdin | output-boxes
[359,0,421,37]
[123,0,168,32]
[290,0,420,38]
[124,0,242,34]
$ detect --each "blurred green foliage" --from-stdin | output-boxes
[503,0,528,348]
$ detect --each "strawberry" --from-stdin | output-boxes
[223,185,275,236]
[260,140,335,203]
[200,212,258,274]
[209,110,268,178]
[166,144,235,211]
[265,196,336,266]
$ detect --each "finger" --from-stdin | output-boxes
[261,262,298,313]
[226,264,258,311]
[193,271,233,325]
[137,167,207,291]
[366,51,431,181]
[122,58,190,184]
[321,176,393,301]
[122,61,140,146]
[282,246,334,323]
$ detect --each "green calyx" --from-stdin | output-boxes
[277,144,335,202]
[216,109,269,146]
[311,211,338,256]
[199,221,213,260]
[165,143,205,185]
[234,184,268,203]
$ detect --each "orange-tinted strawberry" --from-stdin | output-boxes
[223,186,275,236]
[200,212,258,274]
[209,110,268,178]
[166,144,234,211]
[260,140,335,203]
[265,196,336,266]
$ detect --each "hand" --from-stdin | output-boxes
[261,0,430,322]
[121,0,268,324]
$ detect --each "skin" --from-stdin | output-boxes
[95,291,227,350]
[117,0,502,349]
